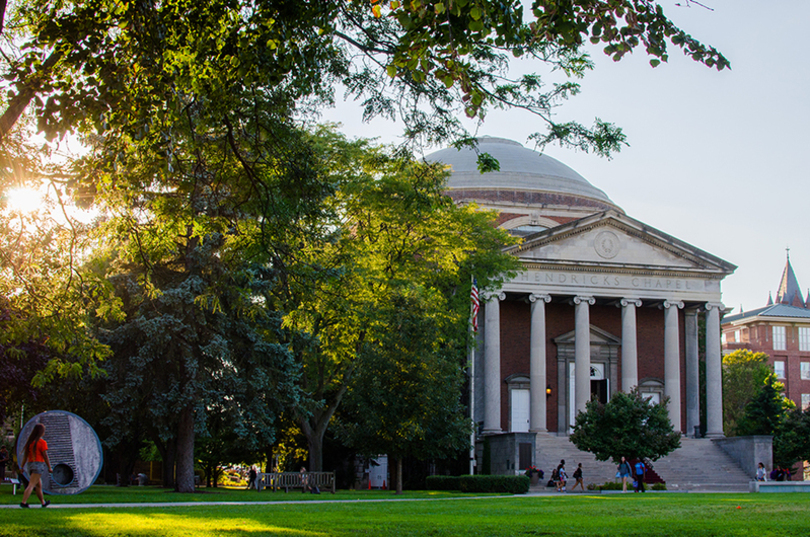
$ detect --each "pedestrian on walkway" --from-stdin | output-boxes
[617,456,631,492]
[19,423,52,508]
[634,459,646,493]
[571,463,585,492]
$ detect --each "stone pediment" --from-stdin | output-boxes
[553,325,621,347]
[507,210,736,276]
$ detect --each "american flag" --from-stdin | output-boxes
[471,277,480,332]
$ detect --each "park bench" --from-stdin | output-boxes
[256,471,335,493]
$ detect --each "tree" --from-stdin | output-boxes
[280,135,519,471]
[1,0,728,158]
[570,389,681,463]
[773,406,810,470]
[337,287,472,494]
[722,349,772,436]
[735,373,794,438]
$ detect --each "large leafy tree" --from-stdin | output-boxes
[0,0,728,156]
[570,389,681,463]
[722,349,772,436]
[283,134,519,471]
[338,287,474,494]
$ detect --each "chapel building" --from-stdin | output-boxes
[427,137,737,445]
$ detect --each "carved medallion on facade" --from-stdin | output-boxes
[594,230,620,259]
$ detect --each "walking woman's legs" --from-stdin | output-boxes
[22,472,41,504]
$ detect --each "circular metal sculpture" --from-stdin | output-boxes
[16,411,103,495]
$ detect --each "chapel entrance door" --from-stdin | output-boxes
[510,389,530,432]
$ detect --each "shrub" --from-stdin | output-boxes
[586,481,667,491]
[426,475,529,494]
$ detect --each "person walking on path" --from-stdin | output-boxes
[19,423,52,508]
[634,459,646,493]
[617,456,632,492]
[555,461,567,492]
[571,463,585,492]
[247,467,257,490]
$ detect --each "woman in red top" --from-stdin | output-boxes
[19,423,52,508]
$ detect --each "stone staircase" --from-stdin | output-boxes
[534,435,752,492]
[650,438,752,492]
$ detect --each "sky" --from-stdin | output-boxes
[322,0,810,314]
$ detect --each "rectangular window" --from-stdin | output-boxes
[803,394,810,411]
[775,360,786,379]
[800,327,810,352]
[802,362,810,380]
[773,326,787,351]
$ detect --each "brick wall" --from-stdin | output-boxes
[499,298,682,433]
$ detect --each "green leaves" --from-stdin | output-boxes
[570,389,681,463]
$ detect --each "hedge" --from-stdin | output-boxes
[425,475,529,494]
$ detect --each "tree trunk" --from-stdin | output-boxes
[175,405,196,492]
[150,432,176,489]
[395,457,403,495]
[299,405,338,472]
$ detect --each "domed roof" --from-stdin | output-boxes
[426,136,620,211]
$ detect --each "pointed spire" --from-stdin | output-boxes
[767,291,774,306]
[776,248,802,305]
[792,290,805,308]
[806,289,810,309]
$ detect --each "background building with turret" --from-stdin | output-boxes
[722,252,810,410]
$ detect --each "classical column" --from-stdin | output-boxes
[483,291,506,434]
[574,296,595,415]
[620,298,642,392]
[705,303,725,438]
[684,308,700,438]
[663,300,684,434]
[529,293,551,433]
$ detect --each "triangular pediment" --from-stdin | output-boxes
[553,325,621,346]
[507,210,736,275]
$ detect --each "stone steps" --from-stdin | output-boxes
[533,435,752,492]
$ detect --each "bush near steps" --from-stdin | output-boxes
[426,475,530,494]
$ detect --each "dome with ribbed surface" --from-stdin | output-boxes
[426,136,621,213]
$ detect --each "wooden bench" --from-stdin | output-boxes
[257,472,335,493]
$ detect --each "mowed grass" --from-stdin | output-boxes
[0,483,469,505]
[1,485,809,536]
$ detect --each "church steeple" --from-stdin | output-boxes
[776,248,802,306]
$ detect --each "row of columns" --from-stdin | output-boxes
[481,293,724,437]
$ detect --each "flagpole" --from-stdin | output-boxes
[469,276,478,475]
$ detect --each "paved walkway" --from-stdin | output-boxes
[0,488,743,509]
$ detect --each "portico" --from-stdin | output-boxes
[477,210,734,436]
[426,136,735,457]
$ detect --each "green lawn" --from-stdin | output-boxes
[1,485,809,536]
